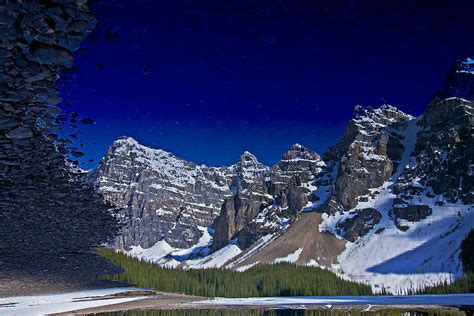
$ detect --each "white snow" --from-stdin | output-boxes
[126,226,216,267]
[464,57,474,64]
[101,137,232,198]
[236,261,260,272]
[307,259,325,269]
[0,288,150,316]
[128,240,175,261]
[457,57,474,74]
[320,118,474,294]
[274,248,303,264]
[192,294,474,306]
[228,234,278,269]
[185,244,242,269]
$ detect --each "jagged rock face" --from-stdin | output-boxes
[211,144,323,251]
[277,143,323,175]
[320,97,473,241]
[435,57,474,100]
[92,138,323,253]
[90,137,233,249]
[92,137,299,252]
[211,191,273,250]
[322,105,413,214]
[417,98,473,203]
[228,151,269,193]
[392,97,473,227]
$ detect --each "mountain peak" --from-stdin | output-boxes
[290,143,303,150]
[433,57,473,101]
[352,104,413,126]
[232,151,267,175]
[281,143,321,162]
[239,151,259,163]
[457,57,474,75]
[113,136,140,146]
[108,136,176,162]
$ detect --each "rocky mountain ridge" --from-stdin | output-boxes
[90,57,474,294]
[90,137,323,251]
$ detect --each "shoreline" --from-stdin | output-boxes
[53,292,474,315]
[1,286,473,315]
[57,294,471,315]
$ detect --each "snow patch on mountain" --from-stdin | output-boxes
[274,248,303,264]
[458,57,474,74]
[185,243,242,269]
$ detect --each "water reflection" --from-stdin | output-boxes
[98,309,466,316]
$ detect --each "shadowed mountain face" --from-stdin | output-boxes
[436,58,474,101]
[91,57,473,293]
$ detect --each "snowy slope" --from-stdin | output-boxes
[321,118,474,294]
[0,288,150,316]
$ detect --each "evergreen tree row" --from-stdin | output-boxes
[98,248,373,298]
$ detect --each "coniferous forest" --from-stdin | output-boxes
[99,245,474,298]
[98,248,373,297]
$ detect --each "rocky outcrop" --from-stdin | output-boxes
[0,0,120,275]
[211,144,324,250]
[212,190,273,250]
[392,205,432,225]
[391,96,473,228]
[322,105,413,215]
[228,151,269,193]
[336,208,382,242]
[435,57,474,101]
[91,137,327,253]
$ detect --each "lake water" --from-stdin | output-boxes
[98,309,467,316]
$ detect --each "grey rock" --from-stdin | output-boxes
[392,205,432,223]
[393,97,473,210]
[29,42,74,67]
[89,136,235,249]
[211,143,323,251]
[5,126,33,139]
[322,105,413,215]
[336,208,382,242]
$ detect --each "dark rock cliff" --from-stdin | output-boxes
[322,105,412,213]
[435,57,474,101]
[211,144,324,251]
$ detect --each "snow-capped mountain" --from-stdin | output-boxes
[91,58,473,294]
[89,136,233,249]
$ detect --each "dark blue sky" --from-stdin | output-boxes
[61,0,474,167]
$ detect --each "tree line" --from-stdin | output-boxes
[98,248,372,298]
